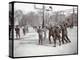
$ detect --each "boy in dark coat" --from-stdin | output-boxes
[15,25,20,39]
[37,26,44,45]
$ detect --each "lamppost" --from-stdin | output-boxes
[45,6,53,26]
[34,4,52,28]
[42,5,45,28]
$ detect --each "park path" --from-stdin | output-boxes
[14,27,77,57]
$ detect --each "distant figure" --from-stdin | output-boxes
[15,25,20,39]
[33,26,37,32]
[37,26,44,45]
[9,25,12,39]
[23,27,25,35]
[26,26,28,32]
[60,23,71,44]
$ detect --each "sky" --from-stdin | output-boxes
[14,3,77,14]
